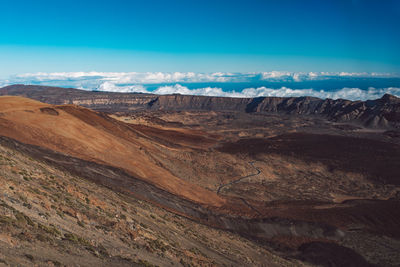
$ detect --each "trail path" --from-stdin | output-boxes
[217,161,261,194]
[217,161,263,216]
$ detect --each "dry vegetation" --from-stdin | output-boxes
[0,143,301,266]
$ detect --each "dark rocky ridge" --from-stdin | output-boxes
[1,84,400,128]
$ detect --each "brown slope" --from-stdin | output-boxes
[217,132,400,185]
[0,96,224,207]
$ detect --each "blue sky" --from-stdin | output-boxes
[0,0,399,76]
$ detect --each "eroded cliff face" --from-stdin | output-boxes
[65,97,154,109]
[0,85,157,111]
[1,84,400,128]
[148,94,253,111]
[252,94,400,127]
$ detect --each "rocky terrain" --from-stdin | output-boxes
[1,84,400,128]
[0,85,400,266]
[1,136,294,266]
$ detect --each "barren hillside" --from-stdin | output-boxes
[1,93,399,266]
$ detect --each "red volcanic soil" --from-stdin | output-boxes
[129,124,217,149]
[0,96,225,207]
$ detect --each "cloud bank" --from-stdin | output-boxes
[10,71,399,84]
[1,71,400,101]
[138,84,400,101]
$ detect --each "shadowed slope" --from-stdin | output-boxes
[217,133,400,185]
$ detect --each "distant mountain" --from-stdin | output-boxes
[1,84,399,128]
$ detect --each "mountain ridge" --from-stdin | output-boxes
[1,84,399,128]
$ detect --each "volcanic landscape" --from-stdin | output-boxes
[0,84,399,266]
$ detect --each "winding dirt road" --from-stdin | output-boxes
[217,161,263,216]
[217,161,261,194]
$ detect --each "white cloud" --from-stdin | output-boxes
[238,86,400,100]
[148,85,400,101]
[83,82,400,101]
[11,71,399,85]
[2,71,400,101]
[96,82,147,93]
[152,84,245,97]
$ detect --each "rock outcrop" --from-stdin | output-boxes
[1,84,399,128]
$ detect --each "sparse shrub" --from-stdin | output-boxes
[189,247,205,257]
[179,258,194,267]
[29,188,41,195]
[104,211,114,218]
[95,225,106,230]
[52,192,62,200]
[56,210,64,218]
[97,244,109,258]
[25,254,34,261]
[85,244,109,258]
[63,233,91,246]
[77,220,85,227]
[23,202,32,209]
[38,212,49,220]
[137,259,158,267]
[38,223,61,236]
[17,231,35,241]
[15,212,27,224]
[14,211,34,226]
[36,233,53,242]
[41,184,51,191]
[148,239,169,253]
[0,215,15,226]
[49,260,62,267]
[161,214,170,222]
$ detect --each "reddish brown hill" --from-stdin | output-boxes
[0,96,224,207]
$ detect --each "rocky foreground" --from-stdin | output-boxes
[0,86,399,266]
